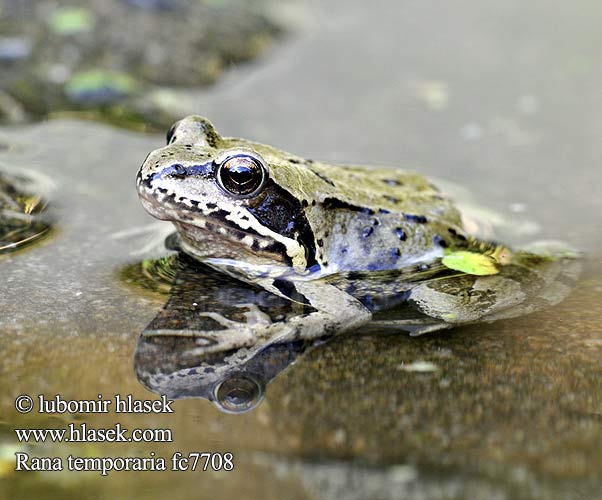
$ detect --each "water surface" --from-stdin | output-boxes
[1,0,601,498]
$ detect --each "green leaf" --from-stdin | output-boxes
[442,250,499,276]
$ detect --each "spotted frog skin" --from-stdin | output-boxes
[136,116,578,343]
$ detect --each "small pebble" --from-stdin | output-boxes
[398,361,439,373]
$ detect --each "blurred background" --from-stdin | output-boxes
[0,0,601,499]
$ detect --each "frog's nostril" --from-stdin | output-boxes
[171,164,187,178]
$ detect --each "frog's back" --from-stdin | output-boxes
[216,136,471,274]
[303,167,467,273]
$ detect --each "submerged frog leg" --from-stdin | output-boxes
[291,280,372,337]
[406,250,580,327]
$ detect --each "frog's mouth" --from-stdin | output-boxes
[138,187,292,266]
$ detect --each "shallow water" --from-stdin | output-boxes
[1,0,601,498]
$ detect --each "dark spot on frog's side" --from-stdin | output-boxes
[404,214,428,224]
[433,235,448,247]
[362,226,374,237]
[383,178,403,186]
[322,197,373,214]
[448,227,467,241]
[395,227,407,241]
[317,238,324,247]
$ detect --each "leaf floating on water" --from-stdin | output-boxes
[442,250,500,276]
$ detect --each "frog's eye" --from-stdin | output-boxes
[215,151,268,198]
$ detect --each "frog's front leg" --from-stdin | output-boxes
[290,280,372,337]
[143,268,371,353]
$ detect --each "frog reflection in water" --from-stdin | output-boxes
[136,115,578,352]
[134,254,325,413]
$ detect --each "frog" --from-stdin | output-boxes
[135,115,579,350]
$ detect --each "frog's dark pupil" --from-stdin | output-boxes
[229,164,253,184]
[219,156,264,196]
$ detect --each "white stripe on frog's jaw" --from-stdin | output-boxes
[136,168,309,272]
